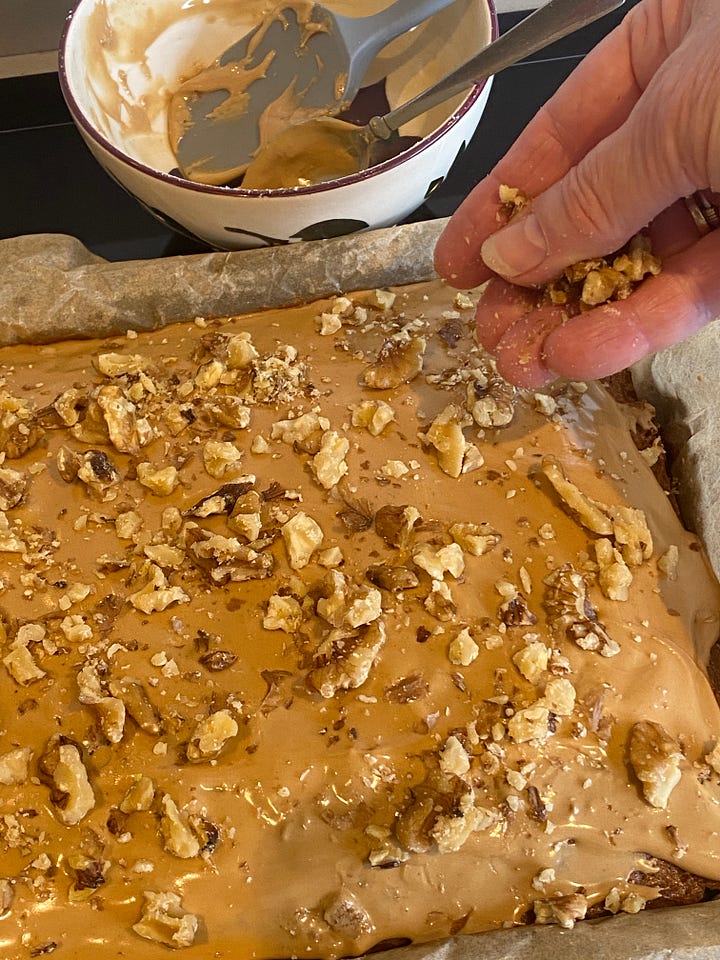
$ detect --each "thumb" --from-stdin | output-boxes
[480,76,701,285]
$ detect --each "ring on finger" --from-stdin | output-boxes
[684,190,720,236]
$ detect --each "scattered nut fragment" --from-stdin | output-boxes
[130,563,190,613]
[264,594,303,633]
[449,627,479,667]
[541,459,652,565]
[39,738,95,826]
[133,891,199,949]
[282,512,324,569]
[542,677,576,716]
[534,893,588,929]
[67,854,110,901]
[312,431,349,489]
[374,504,420,548]
[423,405,469,478]
[363,336,426,389]
[323,891,373,937]
[466,363,516,428]
[439,735,471,777]
[450,522,501,557]
[413,543,465,581]
[77,663,126,743]
[657,544,679,581]
[544,565,620,658]
[186,709,238,762]
[629,721,683,809]
[0,465,27,510]
[308,619,386,698]
[431,788,496,853]
[595,538,633,601]
[120,776,155,813]
[512,641,549,683]
[203,439,242,479]
[3,644,46,685]
[160,795,201,859]
[137,463,180,496]
[0,747,32,785]
[508,706,550,744]
[97,385,154,454]
[351,399,396,436]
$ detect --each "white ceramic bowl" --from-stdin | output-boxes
[59,0,497,250]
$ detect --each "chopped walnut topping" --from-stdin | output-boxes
[431,788,496,854]
[271,411,329,444]
[77,663,126,743]
[264,594,303,632]
[39,738,95,825]
[351,399,395,436]
[466,362,516,428]
[423,405,470,478]
[186,530,273,584]
[439,735,471,777]
[544,565,620,657]
[308,619,386,698]
[413,543,464,581]
[512,641,549,683]
[629,721,683,809]
[534,893,588,929]
[542,677,576,716]
[312,431,349,489]
[130,563,190,613]
[0,747,32,785]
[508,706,551,744]
[136,462,180,497]
[363,336,426,389]
[657,544,679,581]
[133,891,199,949]
[96,385,154,454]
[120,776,155,813]
[542,459,653,565]
[67,854,110,902]
[323,891,373,937]
[595,538,633,601]
[0,465,28,510]
[186,709,238,762]
[374,504,420,548]
[3,643,45,685]
[160,795,201,859]
[448,627,479,667]
[450,521,501,557]
[282,512,324,569]
[366,563,419,592]
[203,439,242,479]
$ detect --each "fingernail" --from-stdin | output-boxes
[481,214,548,278]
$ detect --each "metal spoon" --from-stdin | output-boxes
[241,0,626,191]
[171,0,460,186]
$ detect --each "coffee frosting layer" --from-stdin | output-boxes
[0,280,719,959]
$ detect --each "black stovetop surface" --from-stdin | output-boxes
[0,3,640,262]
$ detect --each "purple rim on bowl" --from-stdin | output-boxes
[58,0,499,199]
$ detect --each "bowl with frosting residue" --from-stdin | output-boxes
[59,0,496,251]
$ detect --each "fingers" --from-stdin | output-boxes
[435,0,696,286]
[476,215,720,389]
[543,229,720,380]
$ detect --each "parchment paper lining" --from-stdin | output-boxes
[1,222,718,958]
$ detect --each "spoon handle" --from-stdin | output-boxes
[371,0,626,139]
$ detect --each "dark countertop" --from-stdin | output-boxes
[0,3,641,263]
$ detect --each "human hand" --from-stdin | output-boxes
[434,0,720,388]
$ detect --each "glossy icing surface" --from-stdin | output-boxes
[0,280,719,959]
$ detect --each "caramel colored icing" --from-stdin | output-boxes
[0,281,719,959]
[167,1,342,186]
